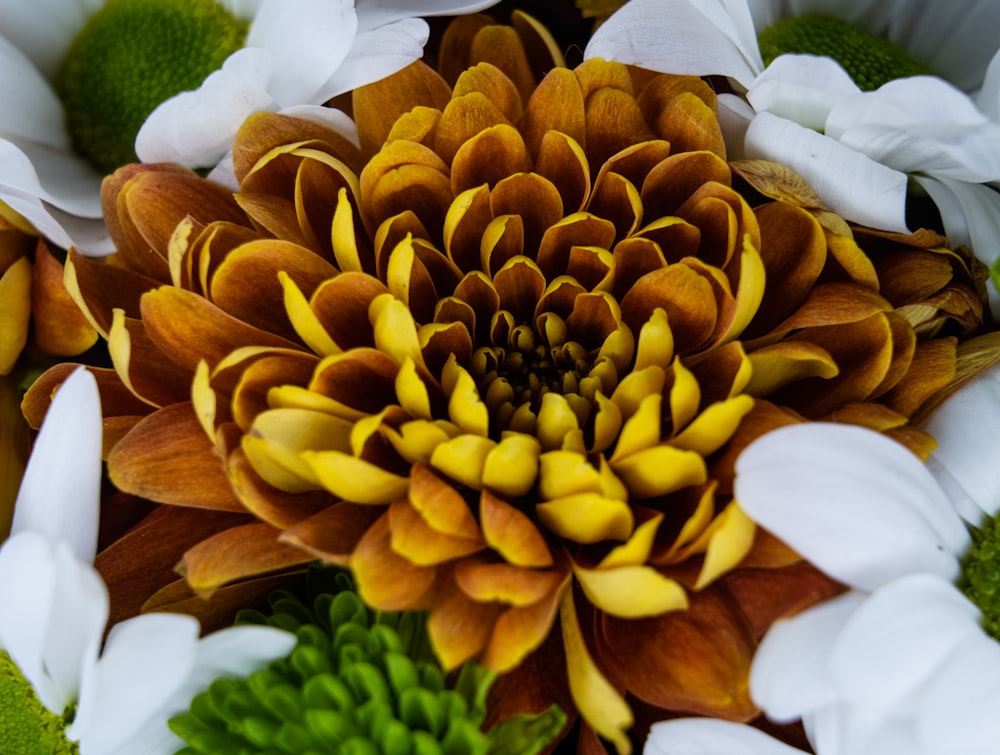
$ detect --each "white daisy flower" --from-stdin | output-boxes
[0,0,502,254]
[643,421,1000,754]
[584,0,1000,311]
[0,366,297,754]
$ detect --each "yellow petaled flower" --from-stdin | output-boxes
[25,12,988,752]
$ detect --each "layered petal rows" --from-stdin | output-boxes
[25,12,988,752]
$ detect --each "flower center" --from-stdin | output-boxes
[0,651,78,754]
[962,514,1000,641]
[56,0,248,174]
[757,13,930,91]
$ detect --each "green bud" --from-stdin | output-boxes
[170,566,566,754]
[57,0,248,173]
[758,13,930,91]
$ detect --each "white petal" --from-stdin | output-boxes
[585,0,762,89]
[0,188,113,255]
[69,613,201,753]
[718,93,754,158]
[644,718,808,754]
[101,624,295,755]
[923,360,1000,518]
[807,703,921,755]
[353,0,504,32]
[0,0,92,79]
[912,174,1000,313]
[12,366,102,562]
[311,18,428,103]
[750,591,865,722]
[0,138,103,218]
[279,104,360,148]
[887,0,1000,93]
[976,48,1000,120]
[247,0,357,107]
[743,111,910,232]
[916,632,1000,754]
[734,423,969,591]
[39,543,108,715]
[135,47,277,168]
[0,34,70,149]
[748,54,859,131]
[827,78,1000,182]
[0,532,58,708]
[753,0,891,30]
[828,574,982,709]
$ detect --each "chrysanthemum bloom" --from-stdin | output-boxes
[25,13,989,752]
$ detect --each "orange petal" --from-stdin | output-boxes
[31,241,98,357]
[182,521,314,597]
[480,489,554,568]
[388,498,485,565]
[351,513,436,610]
[108,403,246,511]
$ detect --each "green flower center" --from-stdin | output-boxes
[0,652,78,754]
[962,514,1000,640]
[57,0,249,174]
[757,13,930,91]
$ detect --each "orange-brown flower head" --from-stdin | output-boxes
[25,14,987,753]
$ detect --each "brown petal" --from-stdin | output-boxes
[140,286,300,373]
[597,585,758,720]
[538,214,617,282]
[280,500,384,563]
[209,239,337,342]
[467,23,538,104]
[96,504,252,626]
[620,265,718,353]
[520,66,587,158]
[881,337,957,418]
[232,111,365,184]
[226,446,332,529]
[108,402,245,511]
[31,241,97,356]
[311,272,388,351]
[640,151,732,221]
[181,521,314,596]
[746,201,827,336]
[535,130,591,214]
[721,563,844,640]
[354,60,453,158]
[66,248,161,335]
[451,124,533,195]
[490,172,566,253]
[108,311,194,407]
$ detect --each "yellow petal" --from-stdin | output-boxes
[538,449,603,499]
[0,255,31,374]
[611,393,661,462]
[395,356,433,420]
[599,513,664,568]
[430,433,495,488]
[536,392,582,451]
[633,307,674,371]
[668,357,701,435]
[371,291,425,370]
[302,450,409,504]
[481,432,542,497]
[611,444,707,498]
[694,501,756,589]
[671,394,755,456]
[745,341,840,396]
[383,419,458,463]
[560,589,633,755]
[280,271,341,357]
[536,493,633,543]
[574,563,688,618]
[445,360,490,436]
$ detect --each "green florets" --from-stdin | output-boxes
[57,0,248,173]
[962,515,1000,641]
[169,568,565,755]
[0,651,78,754]
[758,13,930,91]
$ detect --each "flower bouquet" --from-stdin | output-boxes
[3,1,1000,753]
